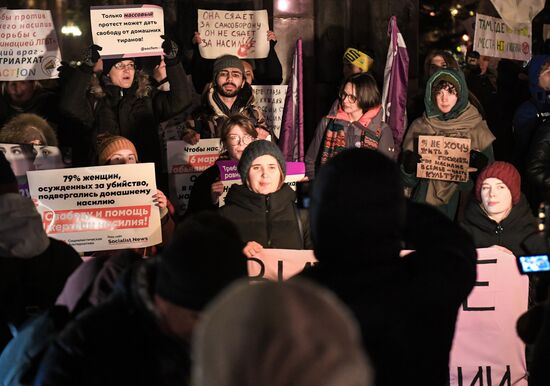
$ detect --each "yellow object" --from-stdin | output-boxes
[343,48,374,72]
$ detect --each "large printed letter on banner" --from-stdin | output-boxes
[449,247,528,385]
[27,163,162,252]
[167,139,221,215]
[90,4,164,59]
[0,9,61,81]
[248,249,317,281]
[197,9,269,59]
[473,13,531,61]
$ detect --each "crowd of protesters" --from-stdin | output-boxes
[1,8,550,386]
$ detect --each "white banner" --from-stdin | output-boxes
[0,9,61,80]
[167,139,221,215]
[197,9,269,59]
[473,13,531,61]
[252,85,288,139]
[90,4,164,59]
[27,163,162,252]
[449,247,529,386]
[248,249,317,281]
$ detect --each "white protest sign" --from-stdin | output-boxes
[449,247,528,386]
[90,4,164,59]
[0,9,61,81]
[417,135,470,182]
[252,85,288,139]
[197,9,269,59]
[27,163,161,252]
[217,160,305,207]
[167,139,221,215]
[248,249,317,281]
[473,13,531,61]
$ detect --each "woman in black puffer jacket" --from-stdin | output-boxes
[219,140,311,256]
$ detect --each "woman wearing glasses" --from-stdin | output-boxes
[305,72,395,178]
[186,114,258,216]
[58,39,192,169]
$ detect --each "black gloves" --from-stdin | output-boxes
[161,35,178,63]
[401,150,422,174]
[469,150,488,171]
[83,44,102,67]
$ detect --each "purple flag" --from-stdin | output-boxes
[381,16,409,153]
[279,39,304,162]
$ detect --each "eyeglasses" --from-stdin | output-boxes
[226,134,254,146]
[218,70,243,80]
[339,91,358,103]
[113,62,135,71]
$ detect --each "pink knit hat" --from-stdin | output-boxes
[475,161,521,205]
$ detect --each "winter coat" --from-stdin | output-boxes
[462,195,546,257]
[186,163,221,216]
[219,184,311,250]
[525,119,550,206]
[34,259,191,386]
[305,103,395,178]
[301,201,477,386]
[0,193,81,352]
[182,82,268,139]
[59,61,192,167]
[0,87,60,129]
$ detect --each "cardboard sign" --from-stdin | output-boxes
[449,247,528,385]
[90,4,164,59]
[473,13,531,61]
[216,160,305,206]
[167,139,221,215]
[0,9,61,80]
[27,163,161,252]
[197,9,269,59]
[248,249,317,281]
[417,135,470,182]
[252,85,288,139]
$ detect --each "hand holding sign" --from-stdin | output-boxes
[244,241,264,257]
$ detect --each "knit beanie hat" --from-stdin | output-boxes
[213,54,245,79]
[0,152,18,195]
[0,113,58,146]
[155,212,247,311]
[475,161,521,205]
[102,58,135,75]
[237,139,286,184]
[96,134,138,166]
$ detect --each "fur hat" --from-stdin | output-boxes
[475,161,521,205]
[0,151,18,195]
[237,140,286,184]
[96,134,138,166]
[213,54,245,79]
[0,113,57,146]
[155,212,247,311]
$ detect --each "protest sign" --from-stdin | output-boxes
[248,249,317,281]
[0,9,61,81]
[27,163,161,252]
[473,13,531,61]
[417,135,470,182]
[167,139,221,215]
[158,112,188,173]
[217,160,305,206]
[90,4,164,59]
[197,9,269,59]
[449,247,528,385]
[252,85,288,139]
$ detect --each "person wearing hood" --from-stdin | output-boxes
[58,38,192,170]
[305,72,395,179]
[462,161,546,256]
[401,68,496,221]
[513,55,550,173]
[0,152,81,353]
[181,54,270,145]
[219,140,311,257]
[34,212,248,386]
[301,148,477,386]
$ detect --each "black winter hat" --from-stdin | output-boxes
[155,212,247,311]
[213,54,245,79]
[102,57,136,75]
[237,140,286,185]
[0,151,18,195]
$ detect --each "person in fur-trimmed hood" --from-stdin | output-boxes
[400,68,496,220]
[58,38,192,168]
[181,55,270,144]
[0,152,81,353]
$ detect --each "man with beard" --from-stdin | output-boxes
[182,55,270,144]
